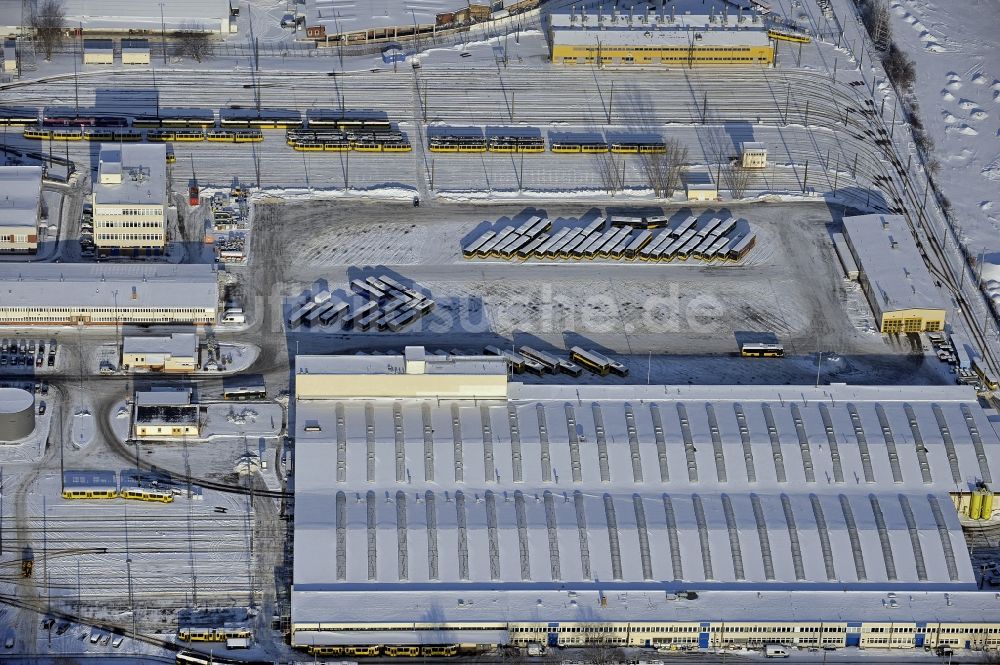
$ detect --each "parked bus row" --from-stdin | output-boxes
[484,345,628,377]
[287,276,434,333]
[463,214,756,263]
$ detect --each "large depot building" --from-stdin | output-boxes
[290,347,1000,656]
[0,263,218,326]
[842,214,947,334]
[548,10,774,67]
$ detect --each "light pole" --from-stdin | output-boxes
[159,3,167,64]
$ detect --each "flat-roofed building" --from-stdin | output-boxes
[549,11,773,66]
[295,345,508,400]
[740,142,767,168]
[686,182,718,201]
[290,351,1000,653]
[121,39,150,64]
[0,166,42,253]
[122,333,199,372]
[93,144,167,255]
[0,263,218,326]
[83,39,114,64]
[842,214,947,334]
[132,388,199,438]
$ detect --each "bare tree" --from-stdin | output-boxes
[586,635,627,665]
[594,153,624,194]
[721,162,756,199]
[30,0,65,61]
[640,138,688,198]
[175,25,212,62]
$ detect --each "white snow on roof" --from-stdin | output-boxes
[297,352,507,376]
[553,27,771,48]
[95,144,166,207]
[64,0,227,31]
[83,39,114,52]
[0,166,41,229]
[842,214,947,315]
[292,382,995,627]
[122,333,198,358]
[62,469,117,490]
[135,389,192,407]
[0,263,218,310]
[0,387,33,413]
[550,12,770,48]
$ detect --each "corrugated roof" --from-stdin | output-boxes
[292,381,996,627]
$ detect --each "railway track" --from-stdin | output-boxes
[1,62,995,375]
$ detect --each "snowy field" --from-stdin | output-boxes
[879,0,1000,255]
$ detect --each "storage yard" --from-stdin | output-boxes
[246,200,896,361]
[1,0,999,659]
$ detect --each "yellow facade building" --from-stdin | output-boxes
[121,39,151,65]
[295,346,508,400]
[82,39,114,65]
[132,389,200,439]
[686,182,718,201]
[842,214,947,333]
[549,12,773,66]
[93,144,167,256]
[122,333,199,373]
[741,142,768,168]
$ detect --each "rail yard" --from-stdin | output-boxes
[1,0,999,662]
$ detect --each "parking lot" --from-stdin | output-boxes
[243,199,892,357]
[0,337,59,372]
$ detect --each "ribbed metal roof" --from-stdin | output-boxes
[294,384,991,598]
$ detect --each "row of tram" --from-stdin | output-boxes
[62,485,174,503]
[306,644,460,657]
[62,469,174,503]
[428,134,546,153]
[11,109,397,145]
[178,627,253,642]
[552,139,668,154]
[429,134,668,155]
[286,127,411,153]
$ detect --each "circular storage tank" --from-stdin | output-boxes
[0,387,35,441]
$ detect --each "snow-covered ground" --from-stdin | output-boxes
[880,0,1000,257]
